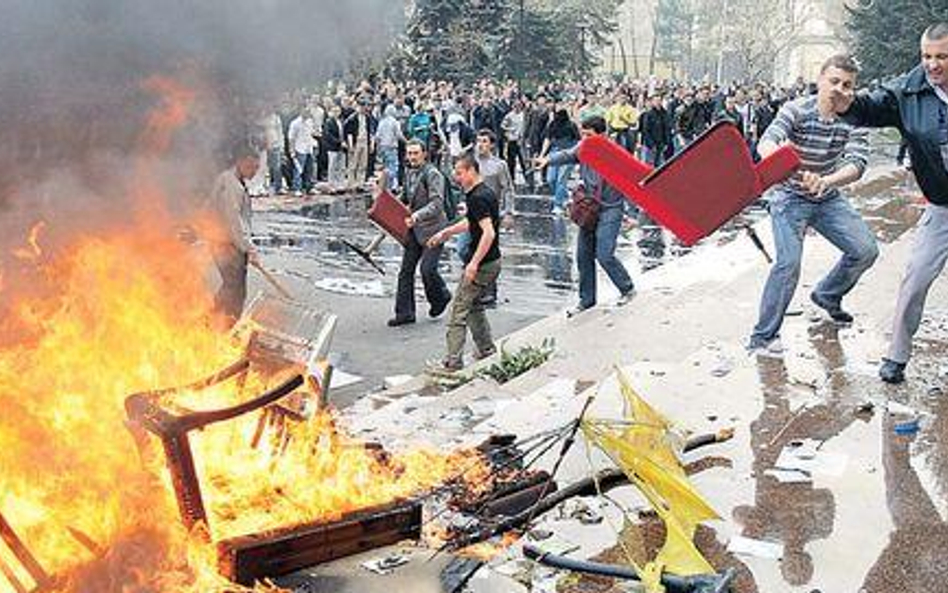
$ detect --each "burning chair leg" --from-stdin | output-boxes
[125,372,305,530]
[0,512,52,591]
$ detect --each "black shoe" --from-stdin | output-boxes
[476,294,498,308]
[387,316,416,327]
[810,292,854,324]
[879,358,906,384]
[429,295,451,318]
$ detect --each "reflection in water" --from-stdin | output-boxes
[860,399,948,592]
[735,324,858,586]
[546,215,572,289]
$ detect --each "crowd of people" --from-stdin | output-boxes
[214,20,947,381]
[249,74,818,201]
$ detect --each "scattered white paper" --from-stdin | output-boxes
[361,553,410,575]
[774,439,849,477]
[329,368,363,389]
[467,398,497,417]
[886,401,918,416]
[527,533,580,557]
[384,374,414,389]
[727,535,784,560]
[764,468,812,484]
[314,277,386,297]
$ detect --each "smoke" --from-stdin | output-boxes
[0,0,402,250]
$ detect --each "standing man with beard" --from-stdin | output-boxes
[841,23,948,383]
[389,139,453,327]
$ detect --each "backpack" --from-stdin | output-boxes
[408,112,432,143]
[420,163,463,222]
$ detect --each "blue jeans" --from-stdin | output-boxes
[641,146,665,167]
[577,205,635,308]
[292,152,314,192]
[267,148,283,194]
[380,146,400,191]
[750,191,879,346]
[455,232,472,263]
[547,141,576,209]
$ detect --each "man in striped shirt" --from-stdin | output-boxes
[748,54,879,357]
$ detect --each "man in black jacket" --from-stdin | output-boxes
[843,23,948,384]
[344,99,378,187]
[640,93,671,166]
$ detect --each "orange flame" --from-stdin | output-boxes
[0,75,490,593]
[11,221,45,262]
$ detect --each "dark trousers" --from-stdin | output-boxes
[316,136,328,181]
[213,245,248,323]
[505,140,528,185]
[395,233,451,319]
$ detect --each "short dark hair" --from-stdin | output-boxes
[455,151,480,173]
[820,54,860,75]
[476,128,497,145]
[233,143,260,162]
[406,138,427,153]
[580,115,607,135]
[924,23,948,41]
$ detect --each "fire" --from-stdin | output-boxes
[0,203,487,593]
[0,76,489,592]
[11,221,45,262]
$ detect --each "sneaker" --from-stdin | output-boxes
[747,337,785,358]
[427,357,463,373]
[293,190,303,197]
[879,358,906,384]
[386,316,416,327]
[810,292,854,324]
[473,346,497,361]
[429,295,451,319]
[616,288,636,307]
[566,304,593,318]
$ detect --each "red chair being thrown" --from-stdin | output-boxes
[577,122,801,246]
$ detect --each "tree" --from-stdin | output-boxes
[723,0,814,82]
[402,0,510,82]
[654,0,694,77]
[549,0,623,76]
[495,4,572,85]
[395,0,623,84]
[847,0,948,82]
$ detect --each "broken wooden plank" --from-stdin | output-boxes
[217,499,422,586]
